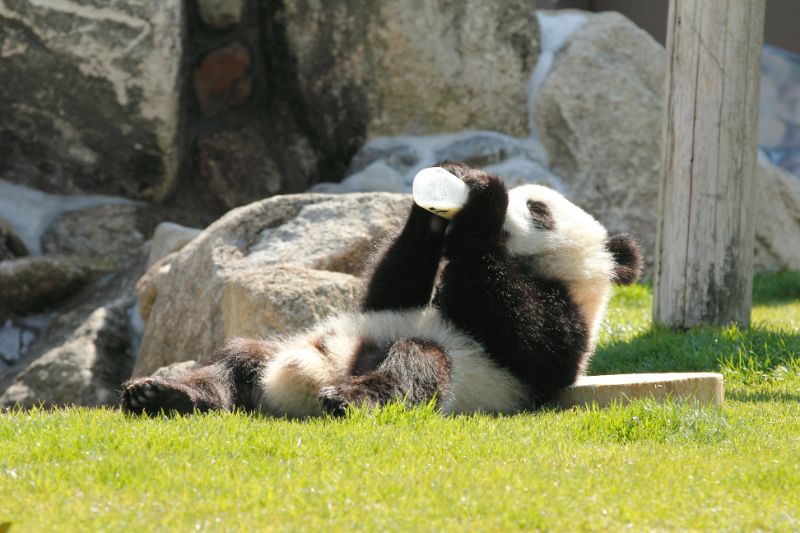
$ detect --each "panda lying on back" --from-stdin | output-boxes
[122,162,642,416]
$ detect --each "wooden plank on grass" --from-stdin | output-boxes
[556,372,724,408]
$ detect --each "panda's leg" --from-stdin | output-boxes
[121,338,273,415]
[319,338,451,416]
[360,202,448,312]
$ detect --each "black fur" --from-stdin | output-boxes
[527,200,555,231]
[122,338,273,415]
[321,338,451,416]
[607,233,644,285]
[360,204,447,312]
[435,167,587,405]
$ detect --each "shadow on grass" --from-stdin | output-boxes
[590,323,800,402]
[752,270,800,305]
[726,390,800,402]
[590,271,800,403]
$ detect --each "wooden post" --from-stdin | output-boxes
[654,0,766,328]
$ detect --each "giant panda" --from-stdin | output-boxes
[122,161,642,417]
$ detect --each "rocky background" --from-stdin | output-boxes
[1,2,799,407]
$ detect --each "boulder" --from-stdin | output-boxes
[267,0,539,180]
[219,265,360,341]
[0,256,111,315]
[0,298,134,408]
[194,124,288,211]
[133,192,410,376]
[312,162,408,194]
[433,133,527,169]
[346,143,421,178]
[0,238,148,407]
[533,12,800,271]
[41,203,209,270]
[0,0,183,201]
[197,0,244,31]
[753,160,800,271]
[152,360,201,381]
[317,132,560,194]
[482,157,564,191]
[0,217,27,261]
[0,179,138,255]
[136,254,174,323]
[146,222,202,268]
[42,205,158,270]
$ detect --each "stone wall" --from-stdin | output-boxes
[0,0,183,202]
[1,1,540,214]
[184,0,540,213]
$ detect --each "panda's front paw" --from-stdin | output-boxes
[445,170,508,252]
[462,172,506,202]
[459,171,507,218]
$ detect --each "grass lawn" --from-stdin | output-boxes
[1,272,799,531]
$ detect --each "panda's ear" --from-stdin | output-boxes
[606,233,643,285]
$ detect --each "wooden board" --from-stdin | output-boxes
[556,372,724,409]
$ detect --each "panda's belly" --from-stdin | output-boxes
[254,308,530,417]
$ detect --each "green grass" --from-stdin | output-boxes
[2,272,799,531]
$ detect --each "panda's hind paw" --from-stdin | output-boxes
[121,377,196,416]
[319,386,349,418]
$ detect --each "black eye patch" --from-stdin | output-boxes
[527,200,555,230]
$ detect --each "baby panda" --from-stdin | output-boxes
[122,162,642,417]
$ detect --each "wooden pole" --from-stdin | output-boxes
[654,0,766,328]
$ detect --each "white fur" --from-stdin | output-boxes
[505,184,616,367]
[255,309,528,417]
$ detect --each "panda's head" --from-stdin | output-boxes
[503,184,643,285]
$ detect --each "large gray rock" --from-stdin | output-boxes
[0,217,27,261]
[754,160,800,271]
[0,298,134,407]
[133,193,410,376]
[316,131,561,194]
[195,124,280,210]
[197,0,244,31]
[146,222,202,268]
[42,205,162,270]
[533,12,800,271]
[0,255,111,315]
[0,0,183,201]
[0,246,148,406]
[269,0,539,180]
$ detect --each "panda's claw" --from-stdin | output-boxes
[121,377,195,416]
[319,387,349,417]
